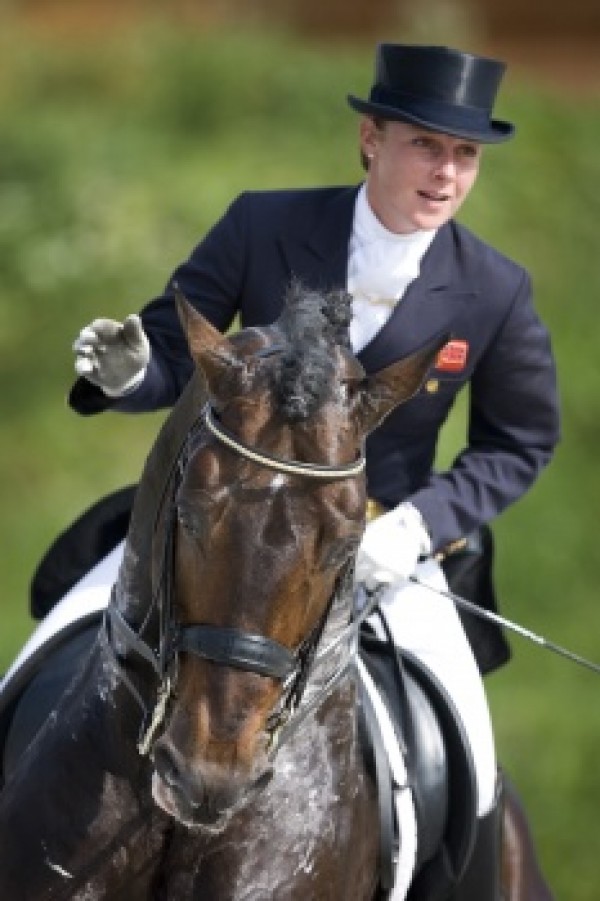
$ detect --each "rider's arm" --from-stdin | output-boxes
[69,193,249,415]
[409,270,560,553]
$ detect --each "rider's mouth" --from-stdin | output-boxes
[418,190,451,202]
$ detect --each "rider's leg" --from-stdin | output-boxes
[447,773,504,900]
[451,771,555,900]
[370,558,554,899]
[379,558,497,818]
[501,773,555,901]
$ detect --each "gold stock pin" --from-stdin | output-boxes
[366,499,386,522]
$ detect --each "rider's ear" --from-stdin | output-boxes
[355,333,449,434]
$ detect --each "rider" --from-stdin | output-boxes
[69,43,560,893]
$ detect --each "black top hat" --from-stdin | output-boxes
[348,44,514,144]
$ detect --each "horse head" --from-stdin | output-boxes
[148,283,445,829]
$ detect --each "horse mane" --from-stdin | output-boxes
[276,280,353,422]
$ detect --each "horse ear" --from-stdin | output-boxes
[356,333,450,434]
[175,286,227,356]
[174,286,237,388]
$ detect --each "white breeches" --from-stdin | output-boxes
[371,558,497,818]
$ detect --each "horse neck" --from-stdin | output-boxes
[116,373,206,622]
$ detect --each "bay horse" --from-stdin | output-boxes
[0,284,552,900]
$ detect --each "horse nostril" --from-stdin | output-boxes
[153,743,183,791]
[253,767,274,792]
[152,741,207,814]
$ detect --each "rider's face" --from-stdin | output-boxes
[360,117,482,234]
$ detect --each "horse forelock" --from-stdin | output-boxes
[275,282,352,421]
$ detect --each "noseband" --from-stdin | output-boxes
[103,405,365,756]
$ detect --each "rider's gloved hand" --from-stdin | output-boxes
[72,314,150,397]
[354,502,431,590]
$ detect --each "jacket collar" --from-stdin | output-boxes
[357,224,475,372]
[277,185,358,290]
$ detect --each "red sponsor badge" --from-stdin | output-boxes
[435,339,469,373]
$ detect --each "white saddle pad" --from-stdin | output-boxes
[1,542,124,693]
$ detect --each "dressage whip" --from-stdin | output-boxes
[409,575,600,677]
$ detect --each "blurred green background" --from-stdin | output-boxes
[1,8,599,898]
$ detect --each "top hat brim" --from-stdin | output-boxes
[347,94,515,144]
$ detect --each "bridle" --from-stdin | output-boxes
[204,405,366,479]
[102,404,366,757]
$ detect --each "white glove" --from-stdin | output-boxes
[354,502,431,590]
[73,314,150,397]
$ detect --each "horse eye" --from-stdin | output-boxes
[176,504,205,539]
[339,379,362,402]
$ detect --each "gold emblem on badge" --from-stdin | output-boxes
[425,379,439,394]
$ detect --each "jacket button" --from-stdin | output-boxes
[425,378,439,394]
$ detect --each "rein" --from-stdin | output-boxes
[103,404,367,757]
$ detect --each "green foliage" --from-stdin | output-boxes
[1,21,599,896]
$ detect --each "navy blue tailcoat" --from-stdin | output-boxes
[69,186,560,552]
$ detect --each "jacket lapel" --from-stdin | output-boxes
[358,224,475,372]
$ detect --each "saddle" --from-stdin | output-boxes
[359,625,479,900]
[0,617,101,787]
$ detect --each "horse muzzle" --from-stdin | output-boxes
[151,738,273,830]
